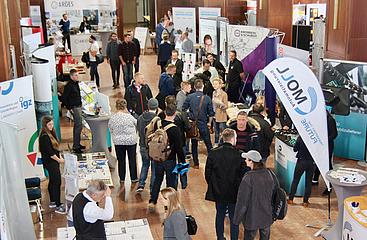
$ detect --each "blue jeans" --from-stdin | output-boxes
[192,122,212,165]
[215,202,238,240]
[123,63,133,88]
[214,121,226,144]
[89,61,100,87]
[138,146,155,192]
[149,159,178,204]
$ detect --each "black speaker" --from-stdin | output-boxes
[322,86,350,116]
[292,25,311,51]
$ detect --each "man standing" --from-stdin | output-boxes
[229,111,259,153]
[182,79,214,168]
[195,59,219,83]
[125,72,153,116]
[106,33,121,88]
[158,64,176,110]
[176,81,191,111]
[62,69,85,153]
[181,32,195,53]
[155,18,166,47]
[167,50,184,94]
[128,30,141,73]
[119,34,136,89]
[205,128,247,240]
[59,14,71,51]
[234,150,275,240]
[207,53,226,82]
[227,50,244,103]
[72,180,113,239]
[88,35,100,87]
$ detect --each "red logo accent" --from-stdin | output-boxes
[27,152,37,166]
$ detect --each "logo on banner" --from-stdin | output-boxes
[51,1,74,9]
[19,96,33,110]
[0,81,14,95]
[274,67,317,116]
[27,131,40,166]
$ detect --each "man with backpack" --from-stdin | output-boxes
[233,150,275,240]
[148,104,185,211]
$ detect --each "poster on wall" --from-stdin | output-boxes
[292,4,306,24]
[199,18,217,58]
[0,76,44,178]
[306,3,326,25]
[172,7,196,43]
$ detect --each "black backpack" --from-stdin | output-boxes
[268,169,288,221]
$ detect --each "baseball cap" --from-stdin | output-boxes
[148,98,159,110]
[241,150,262,163]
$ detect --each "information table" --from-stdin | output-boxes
[343,196,367,240]
[57,219,154,240]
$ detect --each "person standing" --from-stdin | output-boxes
[119,34,136,89]
[72,180,113,239]
[167,50,183,94]
[227,50,244,103]
[39,116,66,214]
[108,99,138,184]
[136,98,159,193]
[125,72,153,116]
[79,16,91,33]
[234,150,275,240]
[288,136,316,207]
[158,64,176,110]
[88,35,100,87]
[161,187,191,240]
[62,69,85,153]
[181,32,195,53]
[59,14,71,51]
[106,33,122,89]
[128,30,141,73]
[182,79,214,168]
[207,53,226,82]
[155,18,166,47]
[205,128,247,240]
[195,59,219,84]
[176,81,191,111]
[158,33,173,73]
[212,78,228,147]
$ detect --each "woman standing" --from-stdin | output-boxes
[108,99,138,184]
[38,116,66,214]
[161,187,191,240]
[212,78,228,147]
[79,16,91,33]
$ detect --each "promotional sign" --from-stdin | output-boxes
[134,27,149,54]
[172,7,196,43]
[277,43,309,65]
[0,76,44,178]
[198,7,221,19]
[263,57,330,188]
[198,7,220,46]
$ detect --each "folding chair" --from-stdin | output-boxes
[238,72,250,104]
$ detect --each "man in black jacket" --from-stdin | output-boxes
[205,128,247,240]
[125,72,153,116]
[249,104,274,161]
[62,69,85,153]
[207,53,226,82]
[119,34,136,89]
[166,50,183,94]
[128,30,141,73]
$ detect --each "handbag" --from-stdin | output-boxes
[81,51,89,63]
[96,53,104,64]
[186,215,197,235]
[186,95,204,139]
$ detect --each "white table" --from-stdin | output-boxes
[78,156,113,190]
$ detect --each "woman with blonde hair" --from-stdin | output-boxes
[161,187,191,239]
[38,116,66,214]
[212,78,228,146]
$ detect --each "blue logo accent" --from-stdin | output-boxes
[295,87,317,115]
[1,81,14,95]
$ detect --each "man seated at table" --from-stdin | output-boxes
[72,180,113,240]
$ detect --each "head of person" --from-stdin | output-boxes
[89,35,96,43]
[252,103,265,115]
[39,116,59,151]
[83,16,88,23]
[242,150,264,170]
[86,180,108,202]
[256,95,266,107]
[148,98,159,112]
[165,95,176,106]
[206,53,215,63]
[115,99,127,111]
[134,72,144,85]
[202,59,211,71]
[163,14,169,21]
[160,187,182,219]
[166,64,176,75]
[237,111,248,130]
[127,30,134,37]
[203,34,212,46]
[194,79,204,92]
[163,18,170,28]
[123,33,131,42]
[229,50,237,62]
[182,32,189,40]
[222,128,237,146]
[69,69,79,82]
[162,32,169,42]
[63,14,68,20]
[180,81,191,93]
[165,103,177,119]
[171,50,179,60]
[110,32,118,41]
[212,78,223,91]
[48,36,56,45]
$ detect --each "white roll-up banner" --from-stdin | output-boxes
[263,57,330,188]
[31,58,52,102]
[172,7,196,43]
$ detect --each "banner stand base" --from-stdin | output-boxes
[306,220,333,237]
[357,161,367,167]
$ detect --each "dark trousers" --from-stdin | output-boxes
[138,146,156,192]
[149,159,177,204]
[289,160,315,203]
[313,142,334,181]
[44,161,61,206]
[123,63,133,88]
[160,61,168,73]
[62,33,71,50]
[215,202,238,240]
[192,122,212,165]
[71,107,82,149]
[244,227,271,240]
[90,61,100,87]
[110,60,120,86]
[115,144,138,182]
[134,57,140,73]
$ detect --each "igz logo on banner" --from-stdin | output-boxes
[19,97,32,110]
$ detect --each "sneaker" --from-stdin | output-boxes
[148,202,156,212]
[131,179,139,183]
[55,205,67,214]
[49,202,56,208]
[136,186,144,193]
[303,202,310,208]
[312,180,319,185]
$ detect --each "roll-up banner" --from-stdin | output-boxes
[263,57,330,188]
[172,7,196,43]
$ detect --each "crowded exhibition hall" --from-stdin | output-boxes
[1,0,367,239]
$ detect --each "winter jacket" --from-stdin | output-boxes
[248,112,274,159]
[125,81,153,116]
[158,73,175,98]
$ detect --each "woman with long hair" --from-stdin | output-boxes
[161,187,191,239]
[38,116,66,214]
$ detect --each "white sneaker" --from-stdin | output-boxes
[49,202,56,208]
[55,205,67,214]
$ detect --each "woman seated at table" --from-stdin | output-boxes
[79,16,91,33]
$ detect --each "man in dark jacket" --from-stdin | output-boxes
[234,150,275,240]
[119,34,136,89]
[279,103,293,130]
[106,32,122,88]
[158,64,176,110]
[205,128,248,240]
[207,53,226,82]
[128,30,141,73]
[125,72,153,116]
[136,98,159,193]
[249,103,274,161]
[229,111,259,152]
[167,50,183,94]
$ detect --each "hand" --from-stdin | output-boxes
[105,187,111,197]
[59,157,65,163]
[282,126,289,130]
[122,62,126,66]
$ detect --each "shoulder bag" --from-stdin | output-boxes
[186,95,204,139]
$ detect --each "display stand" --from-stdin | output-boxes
[181,52,196,81]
